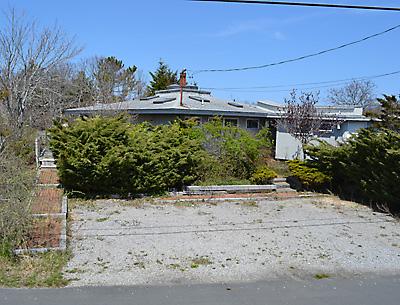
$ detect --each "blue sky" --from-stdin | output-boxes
[2,0,400,104]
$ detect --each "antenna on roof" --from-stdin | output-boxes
[179,69,187,107]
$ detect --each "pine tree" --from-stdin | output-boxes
[94,56,137,103]
[146,60,178,96]
[375,95,400,132]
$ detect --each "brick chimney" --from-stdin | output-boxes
[179,69,187,107]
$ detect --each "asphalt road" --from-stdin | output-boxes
[1,276,399,305]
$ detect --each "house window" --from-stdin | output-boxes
[246,119,259,129]
[184,116,201,124]
[319,122,334,132]
[223,118,238,127]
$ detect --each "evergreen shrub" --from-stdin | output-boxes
[49,116,204,196]
[49,116,274,196]
[250,166,277,185]
[305,128,400,213]
[287,159,331,191]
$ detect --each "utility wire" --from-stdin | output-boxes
[200,69,400,92]
[43,219,391,238]
[192,0,400,12]
[191,24,400,73]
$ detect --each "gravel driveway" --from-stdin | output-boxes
[65,196,400,286]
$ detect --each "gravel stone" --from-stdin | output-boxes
[65,197,400,286]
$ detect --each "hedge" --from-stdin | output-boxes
[305,128,400,214]
[49,116,274,196]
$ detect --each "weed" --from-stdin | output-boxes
[68,198,96,210]
[191,257,212,266]
[133,261,145,269]
[95,217,109,222]
[0,250,71,287]
[65,267,82,274]
[168,263,181,269]
[314,273,330,280]
[241,201,258,208]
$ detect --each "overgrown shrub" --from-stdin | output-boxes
[287,159,331,191]
[306,128,400,213]
[49,116,275,194]
[49,116,205,196]
[0,150,35,257]
[250,166,277,185]
[194,118,271,181]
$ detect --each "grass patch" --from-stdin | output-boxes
[191,257,212,266]
[0,251,71,287]
[240,200,258,207]
[67,198,97,210]
[172,200,204,208]
[168,263,181,270]
[95,217,109,222]
[267,159,290,178]
[314,273,331,280]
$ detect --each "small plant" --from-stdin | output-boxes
[241,201,258,208]
[314,273,331,280]
[96,217,109,222]
[250,166,277,185]
[0,250,71,287]
[191,257,212,266]
[190,257,212,268]
[287,160,331,191]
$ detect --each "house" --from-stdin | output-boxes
[64,84,275,132]
[64,84,371,160]
[256,102,371,160]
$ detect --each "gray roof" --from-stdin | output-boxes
[64,85,370,121]
[64,85,275,118]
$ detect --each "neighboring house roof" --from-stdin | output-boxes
[64,85,371,121]
[257,100,370,121]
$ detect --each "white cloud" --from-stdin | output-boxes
[211,19,269,38]
[208,13,322,38]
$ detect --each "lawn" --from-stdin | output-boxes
[0,251,70,287]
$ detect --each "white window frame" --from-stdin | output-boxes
[246,118,259,129]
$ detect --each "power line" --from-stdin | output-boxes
[48,219,390,238]
[192,0,400,12]
[191,23,400,73]
[200,69,400,92]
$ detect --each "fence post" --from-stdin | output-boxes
[35,136,40,169]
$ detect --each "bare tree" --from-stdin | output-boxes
[328,80,376,107]
[0,8,82,129]
[279,91,340,158]
[88,56,138,103]
[27,64,85,129]
[279,91,324,145]
[135,69,147,98]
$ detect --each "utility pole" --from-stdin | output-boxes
[179,69,187,107]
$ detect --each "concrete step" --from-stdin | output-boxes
[276,188,297,193]
[40,158,56,168]
[272,177,287,183]
[274,182,290,188]
[186,184,276,194]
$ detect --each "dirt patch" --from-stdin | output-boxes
[27,218,62,248]
[38,169,60,185]
[31,188,63,214]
